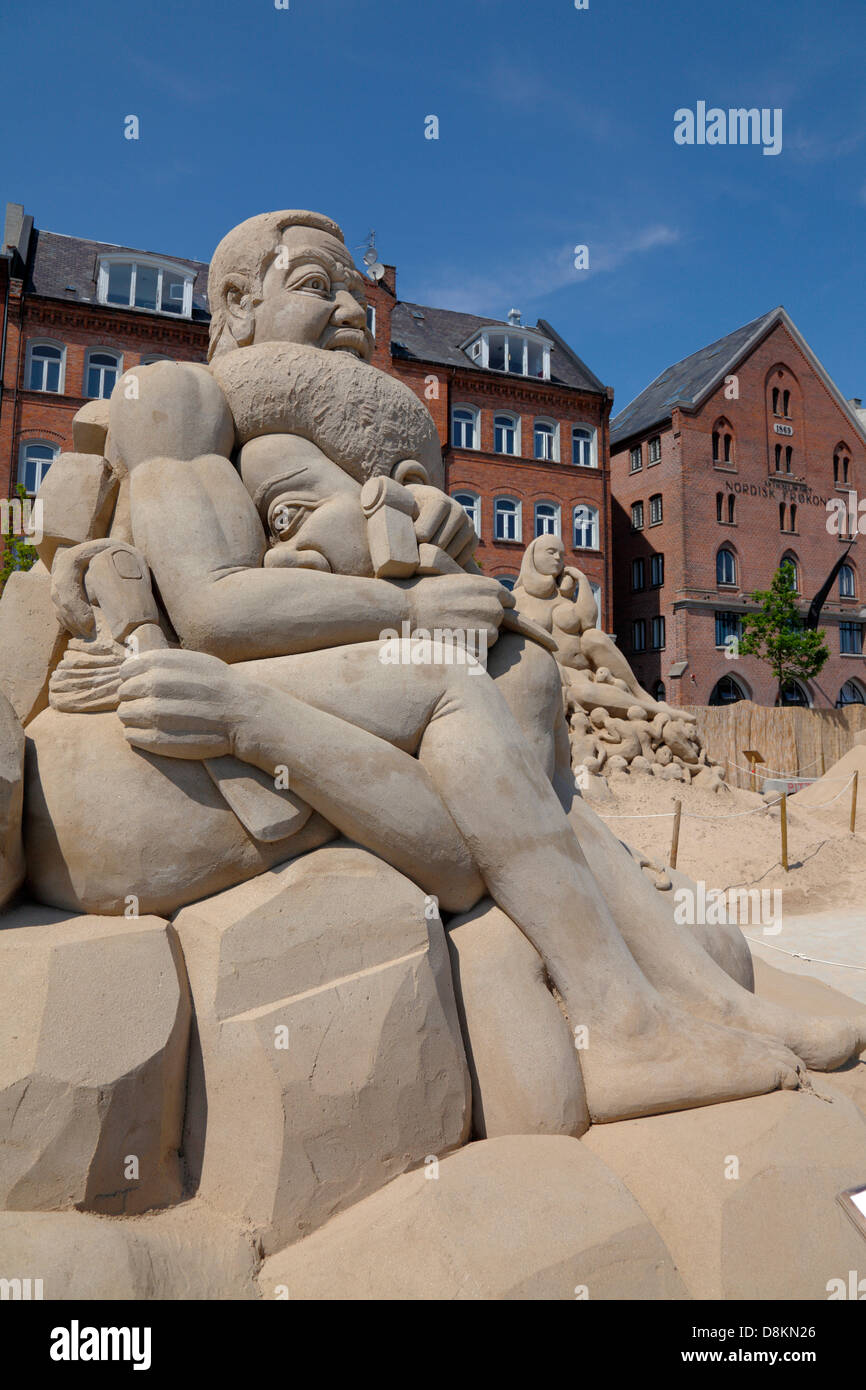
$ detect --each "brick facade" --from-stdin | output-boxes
[612,317,866,710]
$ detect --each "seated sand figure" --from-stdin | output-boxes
[18,209,866,1125]
[512,536,687,721]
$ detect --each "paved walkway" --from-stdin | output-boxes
[747,909,866,1005]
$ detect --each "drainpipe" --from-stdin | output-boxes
[0,251,11,417]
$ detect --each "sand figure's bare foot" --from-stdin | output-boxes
[560,987,803,1124]
[563,795,866,1076]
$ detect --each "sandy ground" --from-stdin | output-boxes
[583,754,866,1001]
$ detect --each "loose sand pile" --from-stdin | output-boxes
[590,755,866,917]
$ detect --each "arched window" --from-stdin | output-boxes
[497,575,517,592]
[774,443,782,471]
[494,413,519,456]
[772,387,780,416]
[590,581,602,620]
[781,554,799,591]
[453,491,481,536]
[837,680,866,707]
[19,440,58,495]
[839,564,856,599]
[785,445,793,472]
[140,354,173,365]
[789,502,798,531]
[783,389,791,418]
[649,493,663,525]
[493,497,521,542]
[26,340,65,393]
[780,680,809,707]
[573,504,599,550]
[572,425,596,468]
[653,680,666,702]
[534,501,560,537]
[97,255,194,317]
[452,406,479,450]
[716,492,723,522]
[534,419,558,462]
[712,417,734,464]
[716,547,737,586]
[709,675,747,706]
[86,349,122,399]
[712,431,720,462]
[728,494,735,524]
[834,445,851,486]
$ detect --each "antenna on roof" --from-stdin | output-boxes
[507,308,522,327]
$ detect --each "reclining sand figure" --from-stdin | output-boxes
[24,210,865,1127]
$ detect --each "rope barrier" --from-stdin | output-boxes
[726,752,828,779]
[595,775,856,821]
[744,934,866,974]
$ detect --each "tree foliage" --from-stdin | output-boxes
[0,484,38,597]
[739,561,830,698]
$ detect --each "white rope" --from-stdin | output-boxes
[597,796,784,823]
[796,773,856,810]
[745,934,866,974]
[726,752,827,779]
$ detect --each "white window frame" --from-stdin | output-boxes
[839,564,856,599]
[631,501,645,530]
[85,348,123,400]
[460,327,552,381]
[716,547,737,587]
[629,444,642,472]
[366,305,376,338]
[25,339,66,394]
[573,503,599,551]
[493,496,522,543]
[451,405,480,450]
[18,439,58,496]
[452,491,481,537]
[534,418,560,463]
[493,412,520,456]
[648,434,662,465]
[97,254,195,318]
[140,354,173,365]
[534,501,561,538]
[572,424,597,468]
[590,581,602,621]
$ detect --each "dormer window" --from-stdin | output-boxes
[97,255,195,317]
[461,324,552,380]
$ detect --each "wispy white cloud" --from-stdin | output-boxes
[412,224,682,315]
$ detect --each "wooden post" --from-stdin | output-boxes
[780,792,789,872]
[669,800,682,870]
[851,771,859,835]
[743,750,764,794]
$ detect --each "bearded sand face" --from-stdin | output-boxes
[209,213,373,362]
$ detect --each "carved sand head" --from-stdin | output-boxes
[208,211,372,362]
[516,535,565,598]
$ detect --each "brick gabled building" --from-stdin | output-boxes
[1,204,613,626]
[610,308,866,710]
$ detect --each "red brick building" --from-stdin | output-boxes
[610,308,866,710]
[1,205,613,624]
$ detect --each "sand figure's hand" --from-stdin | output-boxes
[408,485,479,567]
[407,573,514,644]
[116,648,241,759]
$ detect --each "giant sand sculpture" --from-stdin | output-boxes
[2,209,866,1299]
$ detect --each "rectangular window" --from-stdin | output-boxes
[629,445,642,472]
[631,558,645,591]
[650,616,666,650]
[715,611,743,648]
[840,622,864,655]
[366,305,376,338]
[631,501,644,530]
[650,554,664,587]
[649,494,663,525]
[648,435,661,464]
[632,619,646,652]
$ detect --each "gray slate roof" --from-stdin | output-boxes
[611,309,777,446]
[391,302,606,394]
[24,227,605,391]
[26,229,211,322]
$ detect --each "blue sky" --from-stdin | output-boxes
[3,0,865,412]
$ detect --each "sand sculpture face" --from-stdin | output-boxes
[532,536,566,579]
[250,227,371,359]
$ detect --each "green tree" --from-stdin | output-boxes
[0,484,38,597]
[738,561,829,702]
